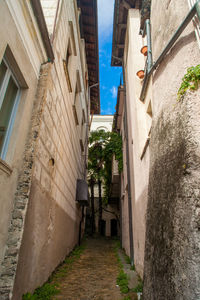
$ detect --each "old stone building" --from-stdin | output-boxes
[112,0,200,298]
[0,0,99,299]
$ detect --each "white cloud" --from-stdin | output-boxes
[101,108,113,115]
[110,86,117,98]
[98,0,115,40]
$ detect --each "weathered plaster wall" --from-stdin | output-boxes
[124,9,151,277]
[0,0,45,276]
[143,0,200,299]
[0,62,51,300]
[12,1,88,298]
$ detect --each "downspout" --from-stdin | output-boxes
[140,0,200,101]
[78,206,85,246]
[30,0,54,62]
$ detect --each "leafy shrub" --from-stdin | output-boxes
[117,270,129,294]
[178,64,200,99]
[23,283,59,300]
[132,281,143,293]
[125,255,131,264]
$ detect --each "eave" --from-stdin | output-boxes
[78,0,100,114]
[111,0,150,66]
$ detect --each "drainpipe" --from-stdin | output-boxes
[112,55,134,266]
[146,19,153,73]
[140,0,200,101]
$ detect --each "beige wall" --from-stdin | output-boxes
[123,9,152,277]
[0,0,46,268]
[12,0,89,298]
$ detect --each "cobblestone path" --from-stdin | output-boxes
[52,238,123,300]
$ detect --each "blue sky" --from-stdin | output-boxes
[97,0,122,115]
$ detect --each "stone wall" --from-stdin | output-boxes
[0,62,52,300]
[12,1,88,298]
[0,0,89,299]
[143,0,200,298]
[0,0,45,270]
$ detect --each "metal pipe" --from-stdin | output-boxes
[30,0,54,62]
[140,1,199,101]
[146,19,153,72]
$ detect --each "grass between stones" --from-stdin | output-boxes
[114,241,143,300]
[114,241,129,295]
[22,243,85,300]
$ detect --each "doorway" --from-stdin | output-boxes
[111,219,118,236]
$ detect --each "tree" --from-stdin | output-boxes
[88,130,123,234]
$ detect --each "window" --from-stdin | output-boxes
[0,59,20,160]
[68,21,77,56]
[73,82,82,126]
[72,70,82,126]
[63,40,73,92]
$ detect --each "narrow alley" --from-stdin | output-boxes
[0,0,200,299]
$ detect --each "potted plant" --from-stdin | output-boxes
[136,70,145,79]
[141,45,148,56]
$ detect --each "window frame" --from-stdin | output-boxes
[0,58,21,160]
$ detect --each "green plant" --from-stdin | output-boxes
[123,296,131,300]
[52,244,85,280]
[130,265,135,271]
[88,130,123,202]
[178,64,200,99]
[131,281,143,293]
[23,244,85,299]
[125,255,131,265]
[117,270,129,294]
[23,283,59,300]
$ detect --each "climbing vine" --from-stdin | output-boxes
[88,130,123,202]
[178,64,200,99]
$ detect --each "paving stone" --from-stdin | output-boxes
[52,238,124,300]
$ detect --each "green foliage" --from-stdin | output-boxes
[23,244,85,299]
[131,280,143,293]
[88,130,123,201]
[117,270,129,294]
[123,296,131,300]
[22,283,59,300]
[52,244,85,281]
[178,64,200,99]
[130,265,135,271]
[125,254,131,265]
